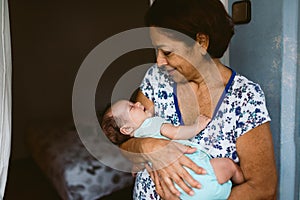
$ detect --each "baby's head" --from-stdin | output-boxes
[100,100,152,145]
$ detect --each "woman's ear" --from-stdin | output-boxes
[196,33,209,50]
[120,126,134,136]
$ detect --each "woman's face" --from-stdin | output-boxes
[150,27,203,83]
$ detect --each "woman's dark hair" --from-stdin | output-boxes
[145,0,234,58]
[100,105,131,146]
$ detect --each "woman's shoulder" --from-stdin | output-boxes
[232,73,266,97]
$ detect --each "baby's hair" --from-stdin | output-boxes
[100,103,131,145]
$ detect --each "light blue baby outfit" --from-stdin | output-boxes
[134,116,232,200]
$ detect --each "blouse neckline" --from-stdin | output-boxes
[173,69,236,126]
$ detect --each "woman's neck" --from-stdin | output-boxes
[190,58,229,90]
[183,59,231,119]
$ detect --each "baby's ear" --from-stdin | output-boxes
[120,126,134,135]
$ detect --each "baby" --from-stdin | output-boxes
[100,100,244,199]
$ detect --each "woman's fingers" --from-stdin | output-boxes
[171,167,200,196]
[159,163,199,196]
[146,164,181,199]
[180,152,207,175]
[159,177,181,200]
[144,140,207,197]
[173,143,207,174]
[160,173,181,196]
[180,167,202,190]
[176,143,197,154]
[149,158,203,197]
[152,169,165,198]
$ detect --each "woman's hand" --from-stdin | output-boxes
[140,138,206,198]
[146,164,180,200]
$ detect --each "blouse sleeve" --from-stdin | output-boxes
[233,79,271,137]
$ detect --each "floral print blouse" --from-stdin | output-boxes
[133,64,271,199]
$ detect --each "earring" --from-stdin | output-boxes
[196,33,209,56]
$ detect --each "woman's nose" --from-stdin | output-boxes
[156,50,168,67]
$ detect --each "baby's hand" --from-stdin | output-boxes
[195,115,211,132]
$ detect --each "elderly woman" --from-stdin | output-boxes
[121,0,278,199]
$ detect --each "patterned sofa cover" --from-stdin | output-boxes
[26,121,134,200]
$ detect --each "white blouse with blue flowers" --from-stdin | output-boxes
[133,64,271,200]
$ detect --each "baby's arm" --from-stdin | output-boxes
[210,158,245,184]
[160,115,210,140]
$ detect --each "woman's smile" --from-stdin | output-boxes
[166,68,176,75]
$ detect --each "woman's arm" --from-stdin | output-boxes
[228,122,278,200]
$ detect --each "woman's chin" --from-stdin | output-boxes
[171,74,188,83]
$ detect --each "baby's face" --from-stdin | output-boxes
[111,100,152,129]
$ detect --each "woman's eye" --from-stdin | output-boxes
[162,50,172,56]
[155,48,172,57]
